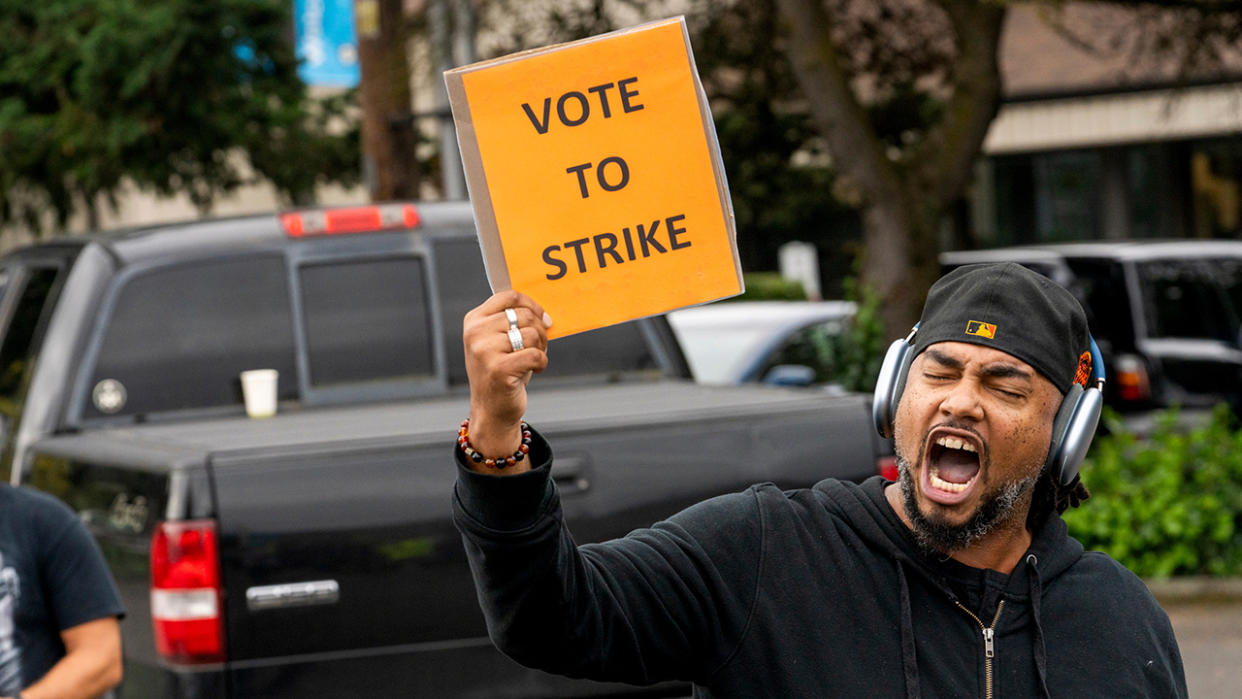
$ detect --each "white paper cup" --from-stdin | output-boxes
[240,369,278,418]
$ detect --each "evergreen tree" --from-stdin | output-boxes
[0,0,359,234]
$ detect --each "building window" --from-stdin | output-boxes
[1191,141,1242,238]
[1033,151,1103,241]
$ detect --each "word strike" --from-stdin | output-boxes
[543,214,690,280]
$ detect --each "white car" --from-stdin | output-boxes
[668,300,856,386]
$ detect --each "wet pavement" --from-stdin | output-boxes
[1164,600,1242,698]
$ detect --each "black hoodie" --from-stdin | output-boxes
[453,435,1187,698]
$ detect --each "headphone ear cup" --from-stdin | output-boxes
[892,349,915,417]
[1045,384,1104,486]
[872,339,915,439]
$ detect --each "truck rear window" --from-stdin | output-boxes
[540,323,660,378]
[299,257,435,386]
[87,256,298,418]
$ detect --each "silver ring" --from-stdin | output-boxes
[505,308,519,329]
[508,326,525,352]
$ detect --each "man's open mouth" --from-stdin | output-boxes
[922,429,983,504]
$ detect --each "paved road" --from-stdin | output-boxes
[1165,600,1242,699]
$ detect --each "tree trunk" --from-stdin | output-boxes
[860,196,941,338]
[775,0,1005,339]
[356,0,419,201]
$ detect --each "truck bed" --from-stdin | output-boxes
[36,380,866,463]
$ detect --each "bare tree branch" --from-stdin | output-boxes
[912,0,1004,204]
[775,0,904,205]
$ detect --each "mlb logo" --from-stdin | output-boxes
[965,320,997,339]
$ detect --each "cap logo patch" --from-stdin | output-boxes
[965,320,997,339]
[1074,351,1093,387]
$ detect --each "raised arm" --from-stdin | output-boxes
[461,290,551,473]
[453,292,763,686]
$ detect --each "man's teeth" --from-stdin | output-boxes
[930,468,973,493]
[929,436,979,493]
[935,436,977,452]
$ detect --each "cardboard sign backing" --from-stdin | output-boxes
[446,17,742,338]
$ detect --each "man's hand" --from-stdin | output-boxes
[463,290,551,473]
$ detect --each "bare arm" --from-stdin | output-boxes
[9,617,122,699]
[462,290,552,474]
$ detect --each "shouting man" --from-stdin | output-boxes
[452,262,1185,697]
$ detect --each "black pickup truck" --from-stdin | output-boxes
[0,201,887,698]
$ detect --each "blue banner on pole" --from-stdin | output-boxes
[294,0,360,87]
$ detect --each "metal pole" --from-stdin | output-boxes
[451,0,476,67]
[432,0,469,200]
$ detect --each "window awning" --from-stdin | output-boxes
[984,82,1242,155]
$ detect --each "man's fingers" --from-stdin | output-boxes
[472,290,522,318]
[500,290,550,327]
[490,306,546,334]
[469,290,553,329]
[486,345,548,382]
[464,319,547,365]
[466,305,548,353]
[510,347,549,375]
[471,330,547,370]
[509,316,548,353]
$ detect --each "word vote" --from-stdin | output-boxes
[521,77,644,134]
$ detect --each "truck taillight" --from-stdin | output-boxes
[280,204,420,237]
[877,455,898,481]
[151,520,224,664]
[1114,354,1151,402]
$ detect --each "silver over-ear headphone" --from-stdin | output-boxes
[871,326,1105,486]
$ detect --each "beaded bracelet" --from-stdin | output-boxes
[458,418,532,468]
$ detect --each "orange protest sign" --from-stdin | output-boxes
[446,17,742,338]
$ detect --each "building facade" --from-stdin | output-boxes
[972,3,1242,247]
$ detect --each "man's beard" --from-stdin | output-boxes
[897,454,1039,554]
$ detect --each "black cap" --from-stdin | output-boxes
[912,263,1090,394]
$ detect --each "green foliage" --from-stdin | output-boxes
[0,0,359,232]
[736,272,806,301]
[1064,405,1242,578]
[834,275,886,392]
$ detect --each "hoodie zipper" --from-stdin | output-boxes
[955,599,1006,699]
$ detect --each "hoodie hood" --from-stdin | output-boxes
[814,476,1084,699]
